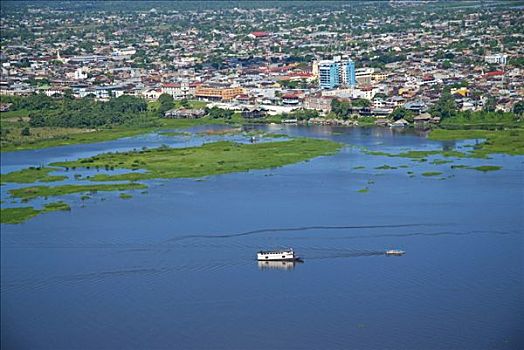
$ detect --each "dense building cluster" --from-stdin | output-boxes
[0,1,522,121]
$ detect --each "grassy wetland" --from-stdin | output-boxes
[50,138,343,182]
[8,183,148,200]
[1,201,70,224]
[1,167,67,184]
[1,137,342,223]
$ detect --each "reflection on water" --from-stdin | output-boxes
[257,260,302,270]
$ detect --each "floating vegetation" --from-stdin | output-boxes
[469,165,502,172]
[422,172,443,177]
[357,187,369,193]
[450,164,502,172]
[431,159,453,165]
[119,193,133,199]
[375,165,397,170]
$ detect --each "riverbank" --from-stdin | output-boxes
[1,117,229,152]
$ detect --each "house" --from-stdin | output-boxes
[391,118,409,127]
[304,95,333,113]
[241,106,268,119]
[413,113,432,128]
[404,100,428,114]
[248,31,270,39]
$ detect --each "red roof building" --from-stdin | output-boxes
[248,31,270,38]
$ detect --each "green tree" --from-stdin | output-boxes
[21,127,31,136]
[158,93,174,116]
[390,107,413,121]
[430,91,457,119]
[331,99,352,119]
[352,98,371,108]
[512,101,524,116]
[483,95,497,112]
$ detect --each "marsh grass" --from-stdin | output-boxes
[429,129,524,157]
[9,183,147,200]
[1,201,70,224]
[51,139,343,182]
[1,167,67,184]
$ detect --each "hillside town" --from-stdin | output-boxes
[1,1,523,126]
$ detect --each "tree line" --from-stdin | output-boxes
[2,94,151,128]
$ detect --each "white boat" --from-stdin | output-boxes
[385,249,405,256]
[257,248,300,261]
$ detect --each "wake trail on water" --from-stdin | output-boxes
[164,223,447,243]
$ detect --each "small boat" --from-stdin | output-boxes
[385,249,405,256]
[257,248,301,261]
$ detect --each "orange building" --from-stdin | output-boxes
[195,85,245,100]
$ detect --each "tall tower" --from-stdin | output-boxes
[318,60,339,89]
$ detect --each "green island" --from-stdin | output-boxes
[1,201,70,224]
[49,138,343,182]
[1,167,66,184]
[9,183,147,200]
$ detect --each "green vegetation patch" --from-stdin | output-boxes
[1,167,67,184]
[9,183,147,200]
[429,129,524,157]
[357,187,369,193]
[1,201,70,224]
[422,172,443,177]
[431,159,453,165]
[119,193,133,199]
[43,201,71,212]
[366,149,467,159]
[469,165,502,172]
[375,165,397,170]
[51,138,343,182]
[1,207,41,224]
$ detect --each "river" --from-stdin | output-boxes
[1,126,523,349]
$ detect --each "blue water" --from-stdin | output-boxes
[1,126,523,349]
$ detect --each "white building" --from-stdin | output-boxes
[485,54,507,65]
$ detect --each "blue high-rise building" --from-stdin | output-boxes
[341,59,356,87]
[319,61,339,89]
[318,57,356,89]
